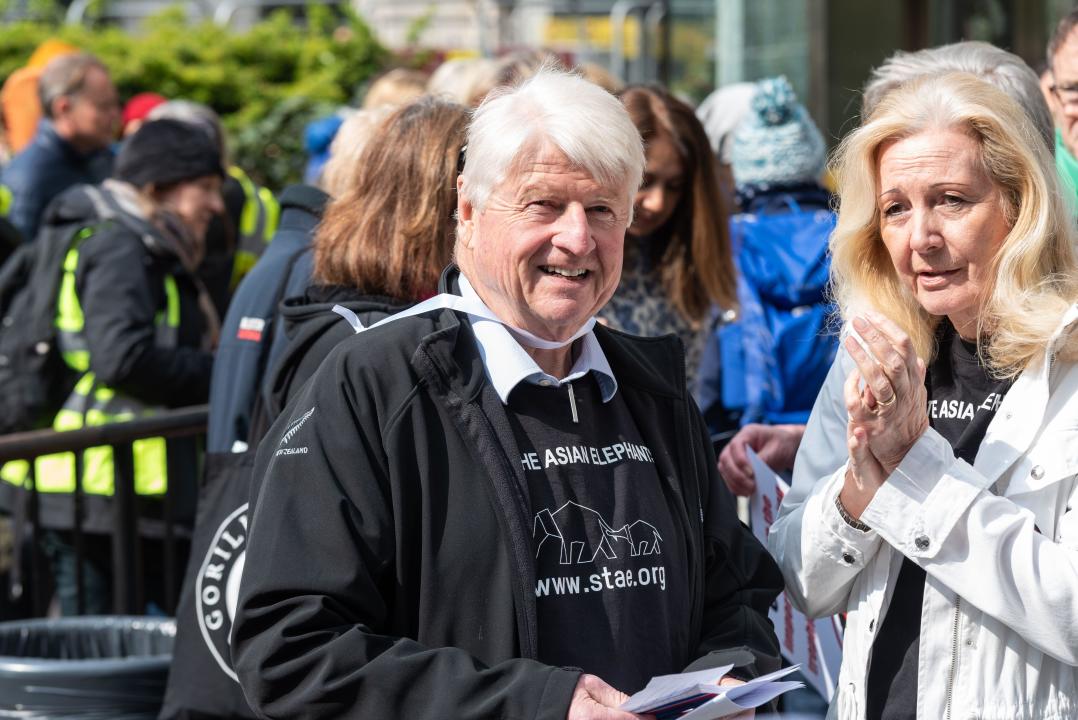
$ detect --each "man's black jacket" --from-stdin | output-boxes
[233,272,783,720]
[248,283,410,444]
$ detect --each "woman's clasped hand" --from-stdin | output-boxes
[839,312,929,518]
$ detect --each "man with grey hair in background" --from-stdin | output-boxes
[1046,9,1078,204]
[861,40,1054,149]
[233,68,782,720]
[0,52,118,240]
[718,40,1056,499]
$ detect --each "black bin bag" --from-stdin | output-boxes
[0,615,174,719]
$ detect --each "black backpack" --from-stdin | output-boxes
[0,185,119,435]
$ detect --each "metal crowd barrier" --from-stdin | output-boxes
[0,406,208,617]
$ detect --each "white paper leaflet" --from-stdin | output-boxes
[621,664,803,718]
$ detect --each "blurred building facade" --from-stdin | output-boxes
[43,0,1078,144]
[351,0,1076,144]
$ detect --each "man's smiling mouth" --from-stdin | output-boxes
[541,266,589,278]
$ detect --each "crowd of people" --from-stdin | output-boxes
[0,9,1077,720]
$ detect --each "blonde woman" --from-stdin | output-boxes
[768,72,1078,718]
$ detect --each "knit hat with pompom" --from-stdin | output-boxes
[730,76,826,187]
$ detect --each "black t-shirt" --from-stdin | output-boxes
[505,374,690,694]
[866,321,1013,720]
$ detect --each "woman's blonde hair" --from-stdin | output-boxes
[362,68,428,109]
[830,72,1078,377]
[319,107,391,197]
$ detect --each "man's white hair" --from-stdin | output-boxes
[460,68,644,213]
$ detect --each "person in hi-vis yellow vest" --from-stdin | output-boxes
[145,100,279,311]
[1,119,223,615]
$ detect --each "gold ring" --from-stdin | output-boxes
[877,392,897,407]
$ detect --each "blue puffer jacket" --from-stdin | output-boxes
[698,184,838,436]
[0,120,113,241]
[205,184,327,452]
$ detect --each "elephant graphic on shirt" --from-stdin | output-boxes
[533,501,663,565]
[622,519,663,557]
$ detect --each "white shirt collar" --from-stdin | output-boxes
[458,274,618,404]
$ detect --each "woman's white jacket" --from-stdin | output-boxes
[767,307,1078,720]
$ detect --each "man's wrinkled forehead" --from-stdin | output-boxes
[495,138,629,203]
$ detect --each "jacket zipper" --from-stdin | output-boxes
[567,381,579,423]
[944,597,961,720]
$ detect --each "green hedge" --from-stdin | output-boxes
[0,5,390,190]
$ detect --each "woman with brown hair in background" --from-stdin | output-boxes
[254,95,469,429]
[606,85,737,387]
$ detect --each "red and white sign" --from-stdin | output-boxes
[747,448,843,702]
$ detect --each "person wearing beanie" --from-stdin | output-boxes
[120,91,167,138]
[21,117,224,616]
[729,76,827,198]
[706,78,836,424]
[700,75,837,463]
[148,99,281,314]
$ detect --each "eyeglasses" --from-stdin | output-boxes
[72,92,120,113]
[1051,76,1078,107]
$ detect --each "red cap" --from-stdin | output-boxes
[121,92,167,132]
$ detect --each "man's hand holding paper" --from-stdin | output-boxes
[619,665,802,719]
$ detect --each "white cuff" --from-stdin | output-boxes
[861,428,985,561]
[817,469,880,569]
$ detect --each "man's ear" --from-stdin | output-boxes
[456,176,476,249]
[50,94,73,120]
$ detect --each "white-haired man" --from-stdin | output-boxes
[233,70,782,720]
